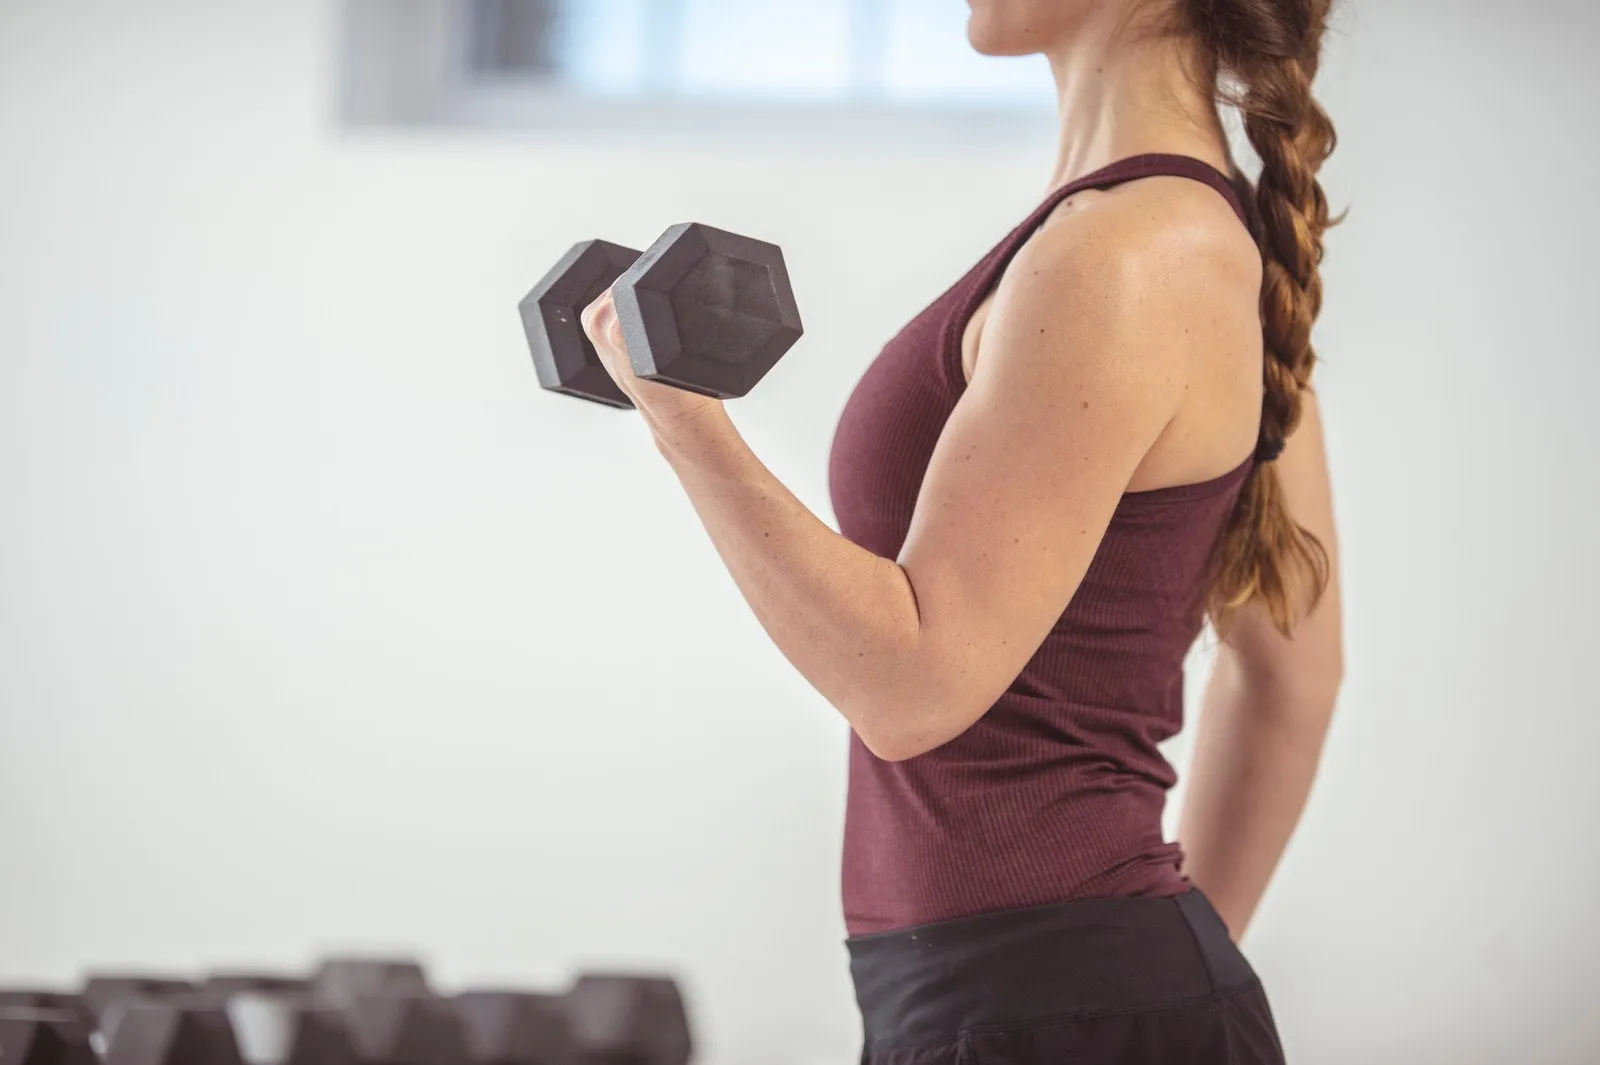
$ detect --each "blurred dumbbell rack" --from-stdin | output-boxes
[0,957,692,1065]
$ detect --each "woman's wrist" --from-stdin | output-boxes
[641,394,740,471]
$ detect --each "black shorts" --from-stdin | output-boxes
[848,890,1284,1064]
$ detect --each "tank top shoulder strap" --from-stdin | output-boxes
[1071,153,1247,223]
[977,154,1249,299]
[1012,153,1250,245]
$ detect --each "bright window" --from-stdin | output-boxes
[465,0,1053,109]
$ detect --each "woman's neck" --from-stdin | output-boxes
[1044,15,1229,192]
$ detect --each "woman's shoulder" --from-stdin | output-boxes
[969,170,1267,482]
[976,173,1264,392]
[1018,172,1262,297]
[985,176,1259,363]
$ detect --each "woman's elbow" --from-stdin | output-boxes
[846,690,983,763]
[855,723,954,763]
[855,730,924,763]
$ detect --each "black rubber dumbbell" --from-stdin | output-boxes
[0,991,82,1016]
[102,998,244,1065]
[310,960,430,1014]
[196,973,353,1065]
[453,991,575,1065]
[81,976,196,1027]
[343,994,467,1065]
[0,1007,98,1065]
[204,975,313,997]
[309,959,463,1065]
[561,975,691,1065]
[80,976,198,1046]
[226,995,358,1065]
[520,224,803,409]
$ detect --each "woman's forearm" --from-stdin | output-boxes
[1178,649,1337,939]
[649,409,930,756]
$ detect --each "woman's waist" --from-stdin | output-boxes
[844,745,1178,848]
[840,763,1192,936]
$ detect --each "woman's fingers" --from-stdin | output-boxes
[581,289,632,388]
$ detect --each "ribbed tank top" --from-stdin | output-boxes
[828,154,1256,936]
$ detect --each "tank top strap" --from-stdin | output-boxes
[1023,153,1250,236]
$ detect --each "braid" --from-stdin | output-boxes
[1187,0,1338,634]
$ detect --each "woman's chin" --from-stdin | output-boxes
[965,0,1082,57]
[966,14,1040,57]
[966,21,1012,57]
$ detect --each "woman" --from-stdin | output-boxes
[582,0,1342,1061]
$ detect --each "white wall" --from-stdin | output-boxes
[1,2,1596,1064]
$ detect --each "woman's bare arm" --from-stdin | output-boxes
[1177,394,1344,938]
[582,193,1226,761]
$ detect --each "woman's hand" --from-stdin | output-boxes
[581,288,729,452]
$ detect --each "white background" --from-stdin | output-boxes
[1,2,1597,1063]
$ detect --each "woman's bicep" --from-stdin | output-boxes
[893,226,1187,746]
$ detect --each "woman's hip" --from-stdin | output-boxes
[846,890,1284,1065]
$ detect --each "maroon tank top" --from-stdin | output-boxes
[828,154,1256,936]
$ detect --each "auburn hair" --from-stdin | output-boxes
[1182,0,1339,635]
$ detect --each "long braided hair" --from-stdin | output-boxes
[1184,0,1339,634]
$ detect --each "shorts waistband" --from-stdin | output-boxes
[847,890,1257,1049]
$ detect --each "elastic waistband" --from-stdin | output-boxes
[847,890,1256,1049]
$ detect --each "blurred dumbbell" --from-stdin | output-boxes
[0,1008,97,1065]
[80,976,197,1045]
[306,958,461,1065]
[311,960,430,1014]
[0,991,82,1015]
[342,994,466,1065]
[562,975,691,1065]
[226,995,356,1065]
[520,223,803,408]
[82,976,196,1025]
[453,992,574,1065]
[102,998,243,1065]
[188,971,347,1065]
[204,975,313,996]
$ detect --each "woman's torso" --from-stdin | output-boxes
[828,154,1258,936]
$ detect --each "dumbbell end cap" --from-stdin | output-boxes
[614,223,802,401]
[522,240,642,409]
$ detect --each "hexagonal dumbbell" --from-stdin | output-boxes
[342,994,466,1065]
[0,991,82,1016]
[310,960,430,1014]
[561,975,691,1065]
[80,976,198,1045]
[521,240,642,409]
[203,975,312,997]
[453,991,574,1065]
[0,1008,97,1065]
[225,995,356,1065]
[520,224,803,408]
[309,958,467,1065]
[81,976,196,1026]
[102,998,244,1065]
